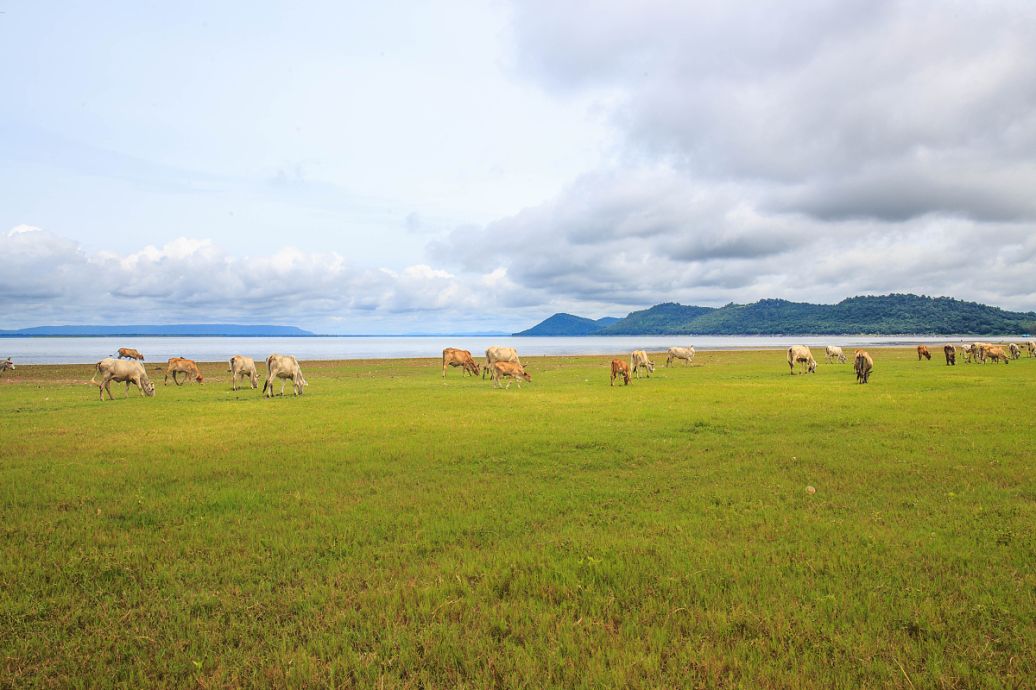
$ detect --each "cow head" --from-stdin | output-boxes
[646,361,655,373]
[195,374,205,384]
[142,379,156,397]
[807,359,817,374]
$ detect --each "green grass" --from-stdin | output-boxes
[1,349,1034,688]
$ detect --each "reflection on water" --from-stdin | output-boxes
[1,334,1024,365]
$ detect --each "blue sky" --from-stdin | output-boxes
[4,1,1036,332]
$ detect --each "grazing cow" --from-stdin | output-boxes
[960,344,977,364]
[943,344,956,366]
[0,357,13,375]
[228,355,259,390]
[825,346,847,364]
[117,347,144,361]
[916,345,931,361]
[610,358,631,386]
[787,345,817,374]
[985,346,1009,364]
[442,348,480,378]
[164,357,204,385]
[1027,340,1036,358]
[665,347,695,367]
[1008,343,1021,360]
[91,358,155,400]
[630,350,655,378]
[263,354,307,397]
[483,346,522,380]
[854,350,873,384]
[491,361,531,389]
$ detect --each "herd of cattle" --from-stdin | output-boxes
[86,348,308,400]
[1,340,1032,399]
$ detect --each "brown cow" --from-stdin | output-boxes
[164,357,204,385]
[490,361,531,389]
[117,347,144,361]
[985,346,1009,364]
[943,344,956,366]
[610,358,631,386]
[854,350,873,384]
[442,348,480,378]
[916,345,931,361]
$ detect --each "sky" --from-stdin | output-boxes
[3,1,1036,333]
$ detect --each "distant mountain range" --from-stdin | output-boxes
[515,294,1036,336]
[0,324,314,337]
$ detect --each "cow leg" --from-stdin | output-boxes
[124,381,131,398]
[174,371,184,386]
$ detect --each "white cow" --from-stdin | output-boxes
[228,355,259,390]
[262,354,307,397]
[0,357,13,374]
[824,346,847,364]
[483,346,522,380]
[665,347,695,367]
[787,345,817,374]
[1008,343,1021,360]
[91,357,155,401]
[630,350,655,378]
[1027,340,1036,358]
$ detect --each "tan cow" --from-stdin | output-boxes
[787,345,817,374]
[263,354,307,397]
[0,357,13,374]
[117,347,144,361]
[943,344,956,366]
[92,358,155,400]
[985,346,1009,364]
[1027,340,1036,358]
[854,350,873,384]
[491,361,531,389]
[483,346,522,380]
[630,350,655,378]
[442,348,480,378]
[916,345,931,361]
[164,357,204,385]
[974,342,995,363]
[1008,343,1021,360]
[228,355,259,390]
[825,346,847,364]
[665,347,695,367]
[610,358,631,386]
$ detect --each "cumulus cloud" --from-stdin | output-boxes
[0,228,538,332]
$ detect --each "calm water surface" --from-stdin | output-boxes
[1,335,1022,365]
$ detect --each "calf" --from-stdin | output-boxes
[117,347,144,361]
[610,358,631,386]
[491,361,531,389]
[164,357,204,385]
[917,345,931,361]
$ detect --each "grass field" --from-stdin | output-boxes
[1,348,1034,688]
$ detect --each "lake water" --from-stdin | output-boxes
[0,335,1023,365]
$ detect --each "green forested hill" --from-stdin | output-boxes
[522,294,1036,335]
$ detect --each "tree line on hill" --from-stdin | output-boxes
[514,294,1036,336]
